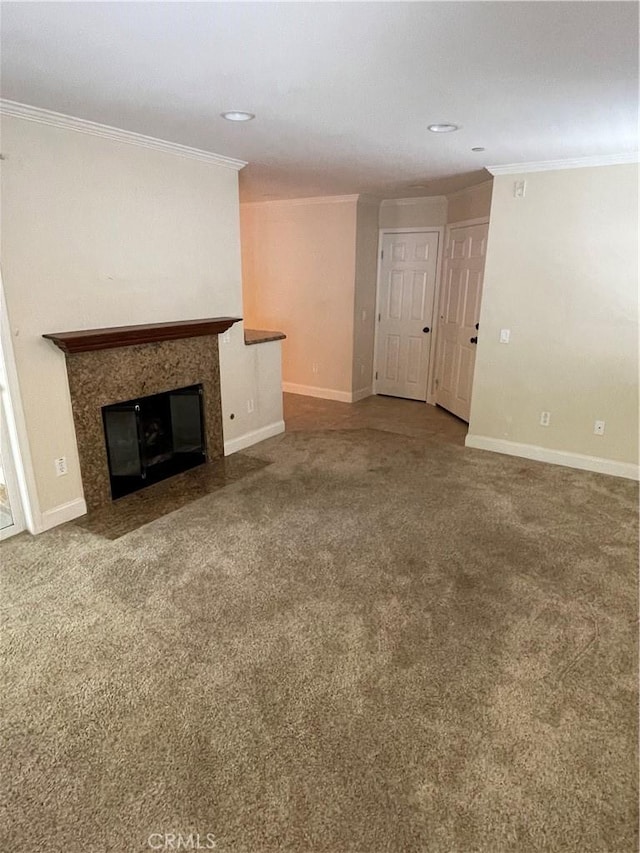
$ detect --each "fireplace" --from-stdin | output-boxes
[103,384,206,499]
[43,317,241,511]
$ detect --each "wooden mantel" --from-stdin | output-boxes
[43,317,242,354]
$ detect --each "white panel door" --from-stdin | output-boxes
[435,222,488,422]
[374,231,439,401]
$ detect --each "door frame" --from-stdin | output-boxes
[431,217,490,410]
[0,389,25,539]
[0,273,39,537]
[373,227,444,401]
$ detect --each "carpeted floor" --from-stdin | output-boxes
[1,398,638,852]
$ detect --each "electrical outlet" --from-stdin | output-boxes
[499,329,511,344]
[312,362,319,375]
[594,420,605,436]
[221,331,231,345]
[247,398,255,414]
[54,456,68,476]
[540,411,551,427]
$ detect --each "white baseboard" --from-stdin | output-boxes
[282,382,352,402]
[282,382,372,403]
[224,420,285,455]
[352,386,373,402]
[37,497,87,533]
[465,434,639,481]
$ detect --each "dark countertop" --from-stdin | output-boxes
[244,329,286,346]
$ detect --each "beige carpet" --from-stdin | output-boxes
[1,426,638,852]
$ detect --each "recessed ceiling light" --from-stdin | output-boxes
[471,147,485,152]
[428,123,459,133]
[221,111,255,122]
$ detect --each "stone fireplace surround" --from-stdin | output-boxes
[44,318,240,511]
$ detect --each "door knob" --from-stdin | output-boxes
[422,327,430,333]
[470,336,478,344]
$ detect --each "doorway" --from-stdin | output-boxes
[373,229,441,401]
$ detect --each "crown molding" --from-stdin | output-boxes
[0,100,247,171]
[241,194,360,208]
[487,152,638,176]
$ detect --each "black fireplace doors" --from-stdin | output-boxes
[102,384,206,499]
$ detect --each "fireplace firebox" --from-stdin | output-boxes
[102,384,206,499]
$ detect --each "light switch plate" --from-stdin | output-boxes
[499,329,510,344]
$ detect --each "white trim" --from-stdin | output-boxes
[465,434,639,481]
[0,519,22,541]
[0,393,25,539]
[0,384,25,539]
[446,180,493,199]
[446,216,490,230]
[0,273,40,534]
[375,226,444,235]
[282,382,354,403]
[39,498,87,532]
[0,100,247,170]
[487,152,638,176]
[241,194,360,208]
[352,386,373,402]
[426,229,445,405]
[373,228,444,403]
[224,420,285,455]
[379,196,447,207]
[282,383,372,403]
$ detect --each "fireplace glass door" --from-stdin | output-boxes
[102,384,206,499]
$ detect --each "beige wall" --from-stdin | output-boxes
[219,325,284,452]
[447,180,493,223]
[352,197,380,396]
[378,184,492,231]
[0,115,283,528]
[379,196,447,229]
[468,164,638,474]
[241,197,359,397]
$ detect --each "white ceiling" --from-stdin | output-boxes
[1,2,638,201]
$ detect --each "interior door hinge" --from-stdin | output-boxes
[375,371,378,380]
[378,313,381,322]
[380,249,384,260]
